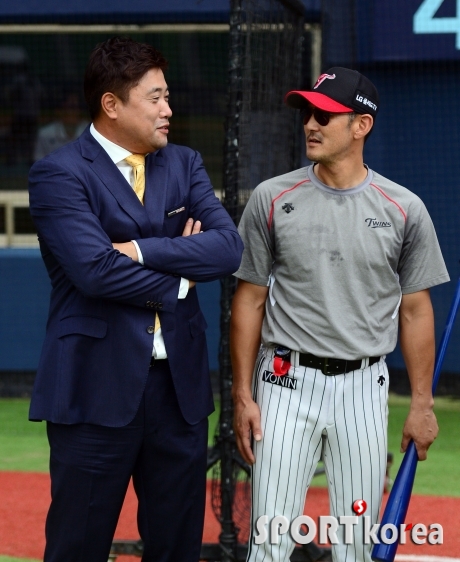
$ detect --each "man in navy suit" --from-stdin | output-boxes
[28,36,243,562]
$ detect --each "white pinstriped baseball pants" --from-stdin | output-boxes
[247,346,389,562]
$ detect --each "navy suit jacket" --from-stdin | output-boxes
[28,127,243,426]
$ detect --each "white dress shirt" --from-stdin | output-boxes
[90,123,189,359]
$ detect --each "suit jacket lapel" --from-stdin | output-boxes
[144,150,169,236]
[79,129,153,238]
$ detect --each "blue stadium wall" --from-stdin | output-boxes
[0,250,222,372]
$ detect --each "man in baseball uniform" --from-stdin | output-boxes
[230,67,450,562]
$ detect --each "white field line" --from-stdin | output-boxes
[395,554,460,562]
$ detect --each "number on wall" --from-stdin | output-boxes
[414,0,460,49]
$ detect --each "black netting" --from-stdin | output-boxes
[223,0,305,221]
[211,0,306,550]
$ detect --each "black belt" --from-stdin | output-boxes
[298,353,380,376]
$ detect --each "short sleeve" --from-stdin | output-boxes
[234,185,274,286]
[397,199,450,294]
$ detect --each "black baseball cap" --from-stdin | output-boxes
[285,67,379,117]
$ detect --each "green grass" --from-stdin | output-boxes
[208,404,219,446]
[312,394,460,496]
[0,399,49,472]
[0,398,220,473]
[387,394,460,496]
[0,557,40,562]
[1,395,460,496]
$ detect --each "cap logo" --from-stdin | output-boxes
[355,91,378,112]
[313,73,336,89]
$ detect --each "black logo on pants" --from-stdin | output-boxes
[262,370,297,390]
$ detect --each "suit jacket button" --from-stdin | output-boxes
[147,326,155,334]
[158,303,163,309]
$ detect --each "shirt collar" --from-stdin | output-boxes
[90,123,132,165]
[308,163,373,196]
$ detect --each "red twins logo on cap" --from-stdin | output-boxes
[313,73,336,89]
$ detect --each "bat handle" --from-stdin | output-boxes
[371,441,418,562]
[372,274,460,562]
[432,275,460,392]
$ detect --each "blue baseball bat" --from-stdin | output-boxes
[372,275,460,562]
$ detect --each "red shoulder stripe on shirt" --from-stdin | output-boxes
[267,179,311,231]
[370,183,407,221]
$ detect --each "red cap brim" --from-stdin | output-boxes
[285,91,353,113]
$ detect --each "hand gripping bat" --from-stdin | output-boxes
[372,275,460,562]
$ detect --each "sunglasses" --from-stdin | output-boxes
[301,107,355,127]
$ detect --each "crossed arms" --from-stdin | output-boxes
[113,217,202,290]
[29,153,243,310]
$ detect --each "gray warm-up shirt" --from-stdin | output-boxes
[235,165,450,360]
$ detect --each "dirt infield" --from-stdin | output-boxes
[0,472,459,560]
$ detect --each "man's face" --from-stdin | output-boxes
[304,105,356,165]
[115,68,172,154]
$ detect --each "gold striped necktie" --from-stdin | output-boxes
[124,154,145,204]
[125,153,160,334]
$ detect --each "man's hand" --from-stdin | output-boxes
[233,395,262,465]
[401,403,438,461]
[230,280,269,465]
[182,218,202,237]
[399,289,438,460]
[181,218,202,289]
[113,242,138,261]
[112,218,202,289]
